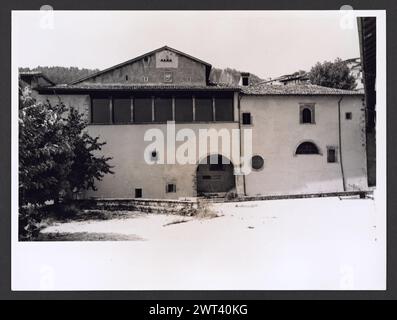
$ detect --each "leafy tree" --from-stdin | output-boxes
[19,87,113,238]
[308,58,357,90]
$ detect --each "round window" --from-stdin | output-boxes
[251,155,264,170]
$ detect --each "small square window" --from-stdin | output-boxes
[143,76,149,82]
[327,147,337,163]
[242,112,251,125]
[166,183,176,193]
[345,112,352,120]
[135,188,142,198]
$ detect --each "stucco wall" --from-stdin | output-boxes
[34,92,368,199]
[84,123,240,199]
[240,95,368,196]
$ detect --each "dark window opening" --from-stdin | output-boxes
[345,112,352,120]
[215,98,234,121]
[135,188,142,198]
[175,97,193,122]
[134,97,152,123]
[302,108,312,123]
[242,112,251,125]
[195,97,213,121]
[300,105,315,124]
[113,98,131,123]
[125,75,129,81]
[251,155,264,170]
[154,97,173,122]
[91,97,111,124]
[242,77,249,86]
[327,148,337,163]
[296,142,320,155]
[166,183,176,193]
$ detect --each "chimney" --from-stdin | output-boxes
[240,72,250,86]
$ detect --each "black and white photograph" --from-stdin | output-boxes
[11,9,385,291]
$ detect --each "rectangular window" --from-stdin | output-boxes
[154,97,173,122]
[175,97,193,122]
[195,97,213,121]
[135,188,142,198]
[242,112,251,125]
[345,112,352,120]
[134,97,152,123]
[327,147,337,163]
[166,183,176,193]
[113,98,131,123]
[91,97,111,124]
[215,98,234,121]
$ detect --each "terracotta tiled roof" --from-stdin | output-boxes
[19,71,56,86]
[241,84,364,95]
[37,82,364,96]
[39,83,241,92]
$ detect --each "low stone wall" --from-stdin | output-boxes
[76,190,372,213]
[76,198,198,214]
[202,190,373,203]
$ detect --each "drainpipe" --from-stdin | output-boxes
[338,96,346,191]
[238,94,247,196]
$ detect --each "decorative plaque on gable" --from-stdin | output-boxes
[155,50,178,68]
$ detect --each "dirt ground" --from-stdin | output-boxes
[14,196,385,290]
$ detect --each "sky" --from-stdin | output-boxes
[13,11,360,79]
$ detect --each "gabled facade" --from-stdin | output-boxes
[27,46,368,199]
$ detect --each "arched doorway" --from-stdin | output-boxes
[196,154,235,195]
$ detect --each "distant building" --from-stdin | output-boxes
[260,72,310,86]
[263,58,363,90]
[22,46,369,199]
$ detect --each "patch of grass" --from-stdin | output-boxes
[34,232,144,241]
[179,203,220,219]
[43,209,142,224]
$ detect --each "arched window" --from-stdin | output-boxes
[302,108,312,123]
[296,142,320,155]
[299,104,315,124]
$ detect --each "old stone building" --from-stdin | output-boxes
[22,46,368,199]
